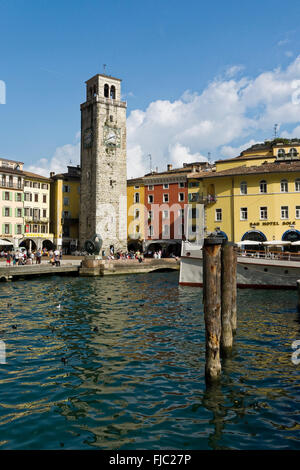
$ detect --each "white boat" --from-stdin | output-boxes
[179,240,300,289]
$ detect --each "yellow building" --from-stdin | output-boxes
[188,139,300,245]
[50,166,81,253]
[127,178,145,249]
[216,139,300,171]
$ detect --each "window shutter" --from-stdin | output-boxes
[10,208,12,217]
[9,192,13,201]
[22,193,24,202]
[2,191,4,200]
[15,224,17,235]
[9,223,12,234]
[2,208,4,217]
[15,208,17,217]
[2,224,4,234]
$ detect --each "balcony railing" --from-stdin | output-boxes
[0,181,23,190]
[188,193,217,204]
[61,216,79,224]
[24,216,49,223]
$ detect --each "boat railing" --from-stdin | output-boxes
[238,249,300,262]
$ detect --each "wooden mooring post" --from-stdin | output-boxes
[221,242,234,354]
[203,235,237,381]
[297,280,300,312]
[203,235,223,381]
[231,244,238,334]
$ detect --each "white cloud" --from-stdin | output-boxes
[280,124,300,139]
[220,140,258,158]
[28,56,300,179]
[278,39,290,46]
[225,65,245,78]
[26,134,80,177]
[127,56,300,176]
[168,143,207,166]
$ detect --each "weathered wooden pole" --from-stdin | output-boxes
[203,235,223,381]
[221,242,234,354]
[297,280,300,312]
[231,244,237,334]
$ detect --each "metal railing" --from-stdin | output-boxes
[24,216,49,223]
[0,181,23,190]
[237,248,300,262]
[188,193,217,204]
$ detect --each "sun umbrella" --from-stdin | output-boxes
[236,240,262,246]
[262,240,291,245]
[291,240,300,245]
[0,239,13,246]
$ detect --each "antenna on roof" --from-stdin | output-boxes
[103,64,107,74]
[208,152,211,163]
[274,123,278,139]
[148,154,152,172]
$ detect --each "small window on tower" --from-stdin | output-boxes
[110,85,116,99]
[104,84,109,98]
[110,115,113,122]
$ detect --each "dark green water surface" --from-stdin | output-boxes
[0,272,299,449]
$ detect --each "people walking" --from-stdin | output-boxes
[6,251,12,266]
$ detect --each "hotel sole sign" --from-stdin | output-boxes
[250,221,296,226]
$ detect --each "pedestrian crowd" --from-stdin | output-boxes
[1,248,62,266]
[106,249,144,263]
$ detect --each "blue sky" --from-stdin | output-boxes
[1,0,300,177]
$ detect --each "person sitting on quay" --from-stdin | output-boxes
[53,249,61,266]
[13,251,19,265]
[36,249,42,264]
[26,253,33,265]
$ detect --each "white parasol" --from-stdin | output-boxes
[0,239,13,246]
[262,240,291,245]
[236,240,262,246]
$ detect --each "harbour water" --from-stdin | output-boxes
[0,271,299,450]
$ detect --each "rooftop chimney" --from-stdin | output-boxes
[50,172,55,177]
[167,164,173,171]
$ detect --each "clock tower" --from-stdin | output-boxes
[79,73,127,254]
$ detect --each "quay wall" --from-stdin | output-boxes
[79,258,180,277]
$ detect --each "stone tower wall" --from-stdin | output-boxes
[79,74,127,255]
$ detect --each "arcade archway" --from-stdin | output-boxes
[42,240,54,251]
[282,229,300,252]
[19,239,36,251]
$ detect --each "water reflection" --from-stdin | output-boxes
[0,273,299,449]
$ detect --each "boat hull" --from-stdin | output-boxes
[179,255,300,289]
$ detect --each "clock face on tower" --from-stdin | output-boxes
[103,126,121,148]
